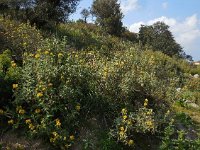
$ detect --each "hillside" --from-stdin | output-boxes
[0,17,200,150]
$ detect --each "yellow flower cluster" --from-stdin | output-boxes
[37,92,43,98]
[16,106,25,115]
[69,135,75,141]
[12,84,18,89]
[50,131,59,143]
[55,118,61,127]
[25,119,31,124]
[146,121,153,127]
[146,109,153,115]
[35,53,40,59]
[116,108,135,147]
[44,50,49,55]
[35,108,41,114]
[19,109,26,114]
[144,99,148,107]
[8,119,14,125]
[29,123,35,130]
[11,61,17,67]
[58,53,63,58]
[75,104,81,111]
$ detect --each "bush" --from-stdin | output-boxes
[0,50,21,107]
[0,17,43,61]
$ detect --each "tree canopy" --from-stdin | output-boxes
[91,0,123,36]
[0,0,80,25]
[139,22,192,60]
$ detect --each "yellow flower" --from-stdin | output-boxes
[120,126,125,131]
[52,131,58,137]
[121,108,127,115]
[147,109,153,115]
[12,84,18,89]
[127,120,132,125]
[23,42,27,46]
[0,109,4,115]
[50,138,56,143]
[75,105,81,111]
[63,136,67,140]
[35,54,40,59]
[18,109,25,114]
[55,118,61,127]
[58,53,63,58]
[11,61,17,67]
[25,119,31,124]
[8,119,14,125]
[69,135,75,140]
[166,110,170,115]
[44,51,49,55]
[119,131,125,136]
[42,87,46,91]
[146,121,153,127]
[144,102,148,107]
[128,139,134,146]
[37,92,43,98]
[35,108,41,114]
[37,49,41,53]
[144,99,148,103]
[29,123,35,130]
[123,115,127,120]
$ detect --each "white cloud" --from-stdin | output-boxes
[147,16,176,26]
[162,2,168,9]
[120,0,139,14]
[129,14,200,54]
[129,21,145,33]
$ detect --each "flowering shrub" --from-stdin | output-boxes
[2,18,197,149]
[0,17,43,61]
[0,50,21,106]
[8,43,98,149]
[110,99,156,147]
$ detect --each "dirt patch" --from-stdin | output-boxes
[0,131,50,150]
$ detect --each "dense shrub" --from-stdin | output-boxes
[1,18,199,149]
[0,50,21,107]
[0,17,43,61]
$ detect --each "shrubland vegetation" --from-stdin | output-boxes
[0,0,200,149]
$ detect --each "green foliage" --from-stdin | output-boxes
[0,50,21,107]
[139,22,191,60]
[0,17,43,61]
[92,0,123,36]
[160,119,200,150]
[176,77,200,107]
[110,102,156,147]
[0,0,80,25]
[56,22,134,52]
[1,17,199,149]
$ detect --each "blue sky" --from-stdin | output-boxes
[70,0,200,61]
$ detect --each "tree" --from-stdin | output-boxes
[0,0,80,25]
[138,22,190,59]
[33,0,80,23]
[91,0,123,36]
[80,8,90,23]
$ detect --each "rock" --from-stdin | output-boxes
[187,102,200,109]
[193,74,199,78]
[176,88,181,92]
